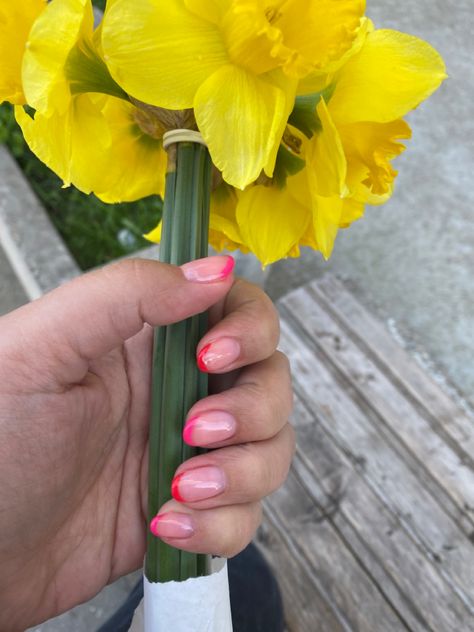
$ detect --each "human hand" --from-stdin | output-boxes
[0,257,294,631]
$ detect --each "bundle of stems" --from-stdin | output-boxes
[145,134,213,583]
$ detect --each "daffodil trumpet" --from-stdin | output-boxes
[146,132,213,583]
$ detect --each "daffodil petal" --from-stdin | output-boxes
[102,0,228,109]
[306,99,347,198]
[340,119,411,196]
[22,0,93,114]
[210,185,243,244]
[299,222,319,250]
[340,198,365,227]
[236,184,309,266]
[15,94,110,192]
[313,195,343,259]
[195,64,288,189]
[94,99,167,203]
[330,29,447,124]
[16,95,167,203]
[304,100,347,258]
[144,221,162,244]
[185,0,231,25]
[0,0,46,105]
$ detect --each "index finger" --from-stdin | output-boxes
[197,279,280,374]
[0,257,234,389]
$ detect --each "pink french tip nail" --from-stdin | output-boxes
[183,411,237,446]
[150,512,195,539]
[171,466,226,503]
[197,337,241,372]
[181,256,235,283]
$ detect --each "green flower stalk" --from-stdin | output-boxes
[146,133,212,583]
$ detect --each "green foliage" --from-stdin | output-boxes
[0,102,162,271]
[288,84,336,138]
[273,144,305,189]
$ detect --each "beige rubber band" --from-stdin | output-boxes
[163,129,207,149]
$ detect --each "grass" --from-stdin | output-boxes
[0,0,162,271]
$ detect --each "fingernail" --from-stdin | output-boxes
[181,256,234,283]
[197,338,241,372]
[150,512,195,539]
[183,411,236,446]
[172,466,226,503]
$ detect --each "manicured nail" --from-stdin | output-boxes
[183,411,237,446]
[172,466,226,503]
[150,512,195,539]
[197,338,241,372]
[181,256,234,283]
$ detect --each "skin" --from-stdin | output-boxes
[0,257,294,631]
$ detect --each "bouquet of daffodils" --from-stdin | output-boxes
[0,1,445,630]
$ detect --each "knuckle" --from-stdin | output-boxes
[109,257,146,281]
[239,379,274,420]
[234,283,280,344]
[229,443,269,499]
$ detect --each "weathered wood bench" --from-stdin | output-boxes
[257,276,474,631]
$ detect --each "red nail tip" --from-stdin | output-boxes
[150,514,164,537]
[171,473,186,502]
[197,343,212,372]
[183,417,197,445]
[220,256,235,280]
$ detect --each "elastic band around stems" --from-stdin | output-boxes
[163,130,207,149]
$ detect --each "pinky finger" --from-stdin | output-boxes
[150,500,262,558]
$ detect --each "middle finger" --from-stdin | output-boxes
[183,351,293,448]
[170,422,296,510]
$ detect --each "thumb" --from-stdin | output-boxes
[0,256,234,387]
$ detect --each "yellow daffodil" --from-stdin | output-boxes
[3,0,447,268]
[16,95,167,203]
[22,0,126,116]
[0,0,46,105]
[210,25,447,265]
[101,0,366,189]
[15,0,166,203]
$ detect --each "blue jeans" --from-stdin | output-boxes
[97,544,284,632]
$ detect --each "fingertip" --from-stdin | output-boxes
[181,256,235,284]
[150,512,195,539]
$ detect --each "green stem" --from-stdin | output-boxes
[146,141,212,583]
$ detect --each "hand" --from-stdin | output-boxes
[0,257,294,631]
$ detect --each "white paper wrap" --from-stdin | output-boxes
[130,559,233,632]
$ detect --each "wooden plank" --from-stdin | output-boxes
[279,292,474,533]
[256,516,347,632]
[277,318,474,615]
[290,395,473,631]
[314,275,474,456]
[262,468,406,631]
